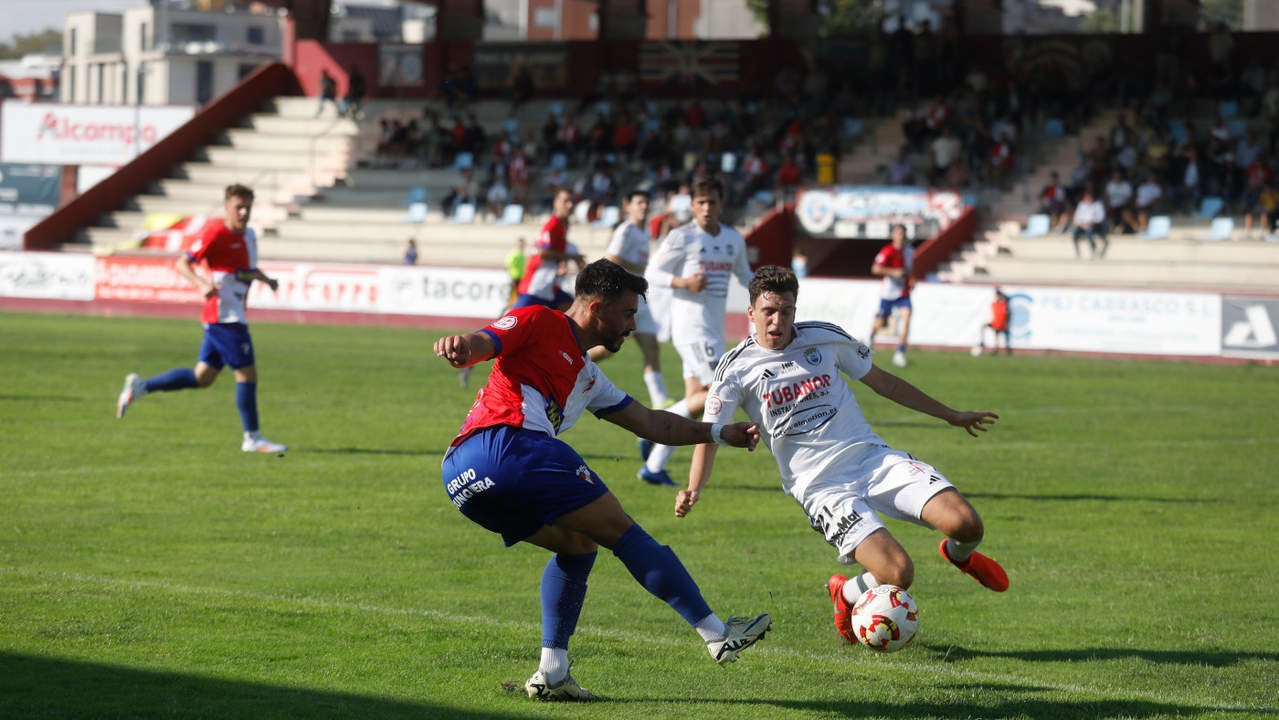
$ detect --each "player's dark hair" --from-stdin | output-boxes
[225,183,255,202]
[575,259,647,303]
[691,177,723,200]
[749,265,799,304]
[624,189,649,204]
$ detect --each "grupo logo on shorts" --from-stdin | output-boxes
[1221,296,1279,358]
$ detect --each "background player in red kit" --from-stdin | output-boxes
[115,184,287,454]
[867,224,914,368]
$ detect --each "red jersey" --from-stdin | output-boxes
[873,243,913,300]
[449,305,631,449]
[990,299,1009,331]
[518,215,568,299]
[186,221,257,324]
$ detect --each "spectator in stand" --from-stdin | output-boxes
[888,145,915,185]
[614,113,638,159]
[588,165,616,206]
[1174,146,1202,213]
[1220,154,1244,212]
[989,131,1015,189]
[1237,130,1263,168]
[1072,183,1108,259]
[1244,156,1274,238]
[1104,169,1135,233]
[1109,112,1134,155]
[487,179,510,220]
[404,239,418,265]
[315,69,337,117]
[1257,183,1279,237]
[464,114,487,156]
[741,142,769,197]
[558,114,583,167]
[508,147,530,208]
[1039,170,1070,232]
[1134,175,1163,233]
[775,155,803,196]
[930,126,963,185]
[341,65,366,119]
[1067,153,1091,204]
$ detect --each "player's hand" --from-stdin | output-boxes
[200,282,218,299]
[720,422,760,451]
[949,411,998,437]
[434,335,472,367]
[265,277,279,292]
[683,273,708,292]
[675,488,699,518]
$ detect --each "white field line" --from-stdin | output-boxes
[2,456,423,479]
[2,566,1268,712]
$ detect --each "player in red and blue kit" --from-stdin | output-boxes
[435,259,771,701]
[115,184,287,454]
[868,224,915,368]
[514,188,584,310]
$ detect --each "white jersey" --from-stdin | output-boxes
[606,221,651,271]
[702,321,887,500]
[645,220,752,345]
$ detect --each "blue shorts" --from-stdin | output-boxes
[877,296,912,320]
[513,288,572,309]
[198,322,254,370]
[441,425,609,546]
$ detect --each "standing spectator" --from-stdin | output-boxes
[1039,170,1070,232]
[1244,157,1274,237]
[988,132,1015,188]
[1072,184,1108,259]
[508,147,530,208]
[487,179,510,220]
[404,239,418,265]
[1104,170,1134,233]
[975,288,1011,356]
[775,155,803,195]
[341,65,366,118]
[1175,147,1202,213]
[1257,183,1279,237]
[930,127,963,185]
[741,143,769,196]
[1134,175,1163,232]
[315,69,337,117]
[888,146,915,185]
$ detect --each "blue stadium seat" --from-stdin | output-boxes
[1143,215,1171,239]
[407,187,426,205]
[1206,217,1234,241]
[1040,118,1065,138]
[503,117,519,136]
[549,152,568,170]
[453,152,474,171]
[1228,119,1248,139]
[593,205,620,228]
[1170,121,1188,145]
[451,203,476,223]
[548,101,564,118]
[1219,100,1239,120]
[404,201,427,223]
[1023,214,1050,236]
[753,190,775,205]
[842,118,863,138]
[1197,196,1223,218]
[496,204,524,225]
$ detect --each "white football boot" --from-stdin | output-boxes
[705,613,772,665]
[524,670,596,701]
[116,373,145,418]
[892,350,908,368]
[242,433,288,454]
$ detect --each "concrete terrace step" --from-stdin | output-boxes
[978,256,1278,289]
[201,146,348,170]
[1005,234,1279,264]
[221,130,353,153]
[244,114,360,136]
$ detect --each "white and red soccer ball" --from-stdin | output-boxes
[851,584,919,652]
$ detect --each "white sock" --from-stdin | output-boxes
[244,431,261,442]
[645,399,690,472]
[643,370,668,407]
[694,613,727,642]
[945,538,981,563]
[664,398,691,419]
[539,646,569,685]
[843,571,879,604]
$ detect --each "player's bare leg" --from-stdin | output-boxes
[922,488,1008,591]
[639,378,708,485]
[892,308,912,367]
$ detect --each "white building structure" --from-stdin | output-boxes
[62,4,284,107]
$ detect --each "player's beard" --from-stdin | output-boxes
[604,332,628,353]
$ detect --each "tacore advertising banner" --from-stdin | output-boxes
[1,103,195,165]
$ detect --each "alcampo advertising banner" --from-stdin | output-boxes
[1,103,195,165]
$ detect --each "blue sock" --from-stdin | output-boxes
[143,368,198,393]
[236,382,259,433]
[896,344,906,352]
[612,524,712,626]
[540,551,597,649]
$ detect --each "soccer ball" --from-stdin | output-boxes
[851,584,919,652]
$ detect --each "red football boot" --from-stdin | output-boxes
[826,574,858,643]
[939,539,1009,592]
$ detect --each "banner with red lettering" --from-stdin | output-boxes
[1,103,195,165]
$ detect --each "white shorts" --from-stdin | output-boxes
[674,336,725,385]
[647,285,673,343]
[798,447,954,565]
[634,297,657,336]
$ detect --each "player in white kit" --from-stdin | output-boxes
[677,265,1009,645]
[640,178,753,486]
[592,190,669,409]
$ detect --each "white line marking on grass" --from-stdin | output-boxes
[2,566,1268,712]
[3,456,421,479]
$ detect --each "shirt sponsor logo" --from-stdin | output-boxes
[781,403,838,436]
[545,396,565,434]
[762,374,832,408]
[493,315,518,330]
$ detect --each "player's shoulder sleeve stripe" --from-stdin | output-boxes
[795,321,854,342]
[713,336,756,382]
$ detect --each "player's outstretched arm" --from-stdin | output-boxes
[603,402,759,450]
[859,365,998,437]
[434,332,496,369]
[175,255,217,298]
[676,443,718,518]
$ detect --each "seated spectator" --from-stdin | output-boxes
[487,179,510,219]
[1072,183,1108,259]
[588,165,615,205]
[930,127,962,185]
[1104,169,1134,233]
[1066,153,1091,204]
[888,145,915,185]
[1134,175,1163,232]
[988,131,1015,188]
[613,113,638,158]
[1257,183,1279,237]
[775,155,803,194]
[1244,157,1274,237]
[508,147,530,206]
[404,239,418,265]
[1173,146,1202,213]
[742,142,769,196]
[1039,170,1070,232]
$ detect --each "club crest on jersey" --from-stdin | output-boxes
[493,315,518,330]
[575,464,594,484]
[804,347,822,366]
[706,395,722,415]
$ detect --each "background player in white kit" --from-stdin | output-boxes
[592,189,669,409]
[640,178,753,486]
[678,265,1009,645]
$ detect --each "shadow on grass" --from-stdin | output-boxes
[922,643,1279,667]
[0,653,526,719]
[705,696,1272,719]
[965,492,1213,504]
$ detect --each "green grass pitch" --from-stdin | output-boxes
[1,311,1276,719]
